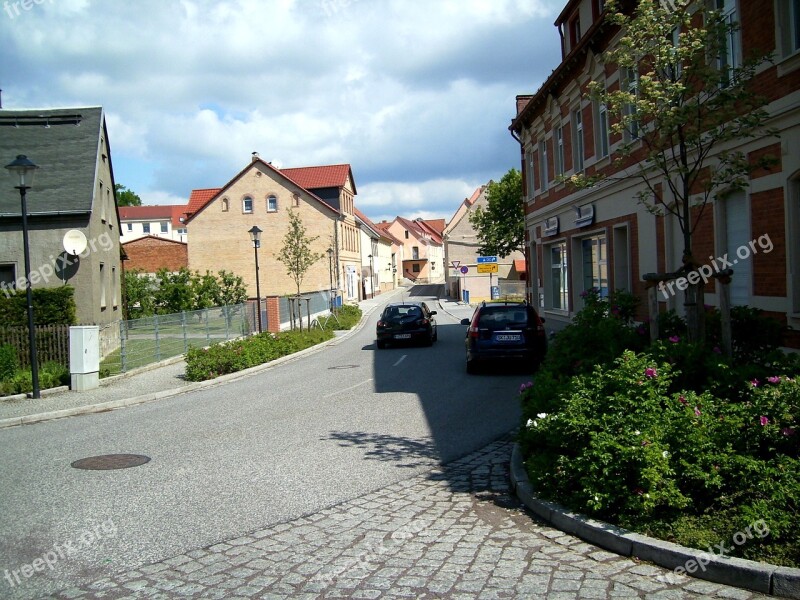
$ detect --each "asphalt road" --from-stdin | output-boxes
[0,286,531,599]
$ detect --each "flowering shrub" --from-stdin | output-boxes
[520,349,800,566]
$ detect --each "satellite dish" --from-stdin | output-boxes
[63,230,88,256]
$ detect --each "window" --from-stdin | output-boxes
[0,264,15,291]
[724,190,750,305]
[550,242,568,310]
[412,263,421,273]
[778,0,800,58]
[178,228,187,235]
[573,109,584,172]
[581,235,608,297]
[555,126,565,177]
[623,67,639,141]
[412,246,420,260]
[404,230,409,239]
[539,140,549,191]
[160,222,168,233]
[221,198,229,212]
[126,223,133,232]
[112,266,118,308]
[142,223,150,234]
[526,149,536,197]
[243,197,253,213]
[100,181,106,222]
[596,101,609,158]
[100,263,106,309]
[267,195,278,212]
[570,15,581,46]
[716,0,739,85]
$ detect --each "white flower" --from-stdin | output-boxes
[634,430,641,436]
[533,420,538,428]
[526,419,533,428]
[537,412,548,419]
[645,493,650,498]
[594,495,599,501]
[662,451,669,458]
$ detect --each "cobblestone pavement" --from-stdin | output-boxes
[52,438,768,599]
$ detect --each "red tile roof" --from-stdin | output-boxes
[186,188,222,216]
[280,164,354,193]
[395,216,443,245]
[513,259,526,273]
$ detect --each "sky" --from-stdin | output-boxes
[1,0,564,224]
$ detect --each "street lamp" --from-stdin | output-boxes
[367,254,375,298]
[248,225,263,333]
[5,155,40,399]
[327,247,334,311]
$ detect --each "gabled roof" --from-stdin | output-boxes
[395,216,444,245]
[445,185,487,235]
[354,208,393,243]
[186,188,222,216]
[373,221,403,246]
[122,234,187,247]
[0,107,108,217]
[119,204,187,228]
[183,159,339,223]
[280,164,355,194]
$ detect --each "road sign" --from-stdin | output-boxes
[451,260,460,269]
[460,266,469,274]
[477,264,498,274]
[477,256,497,263]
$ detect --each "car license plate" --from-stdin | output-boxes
[394,333,411,339]
[495,334,521,342]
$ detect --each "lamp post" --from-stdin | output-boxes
[367,254,375,298]
[248,225,263,333]
[327,247,334,311]
[5,155,40,399]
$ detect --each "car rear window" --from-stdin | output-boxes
[477,307,529,329]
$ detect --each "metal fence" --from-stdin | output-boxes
[104,304,249,375]
[0,324,70,368]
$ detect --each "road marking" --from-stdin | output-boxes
[393,355,407,367]
[323,378,374,399]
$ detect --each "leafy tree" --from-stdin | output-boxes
[277,208,323,297]
[569,0,775,342]
[468,169,524,258]
[114,184,142,207]
[123,269,155,319]
[153,268,194,314]
[216,270,247,306]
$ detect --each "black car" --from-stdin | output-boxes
[376,302,438,348]
[460,301,547,373]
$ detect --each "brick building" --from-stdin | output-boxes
[122,235,188,273]
[510,0,800,342]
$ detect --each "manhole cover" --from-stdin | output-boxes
[328,365,359,370]
[71,454,151,470]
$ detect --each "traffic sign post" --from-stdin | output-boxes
[477,256,498,264]
[476,264,498,273]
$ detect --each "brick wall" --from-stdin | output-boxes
[751,188,787,297]
[123,236,188,273]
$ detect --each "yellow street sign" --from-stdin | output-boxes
[477,263,498,274]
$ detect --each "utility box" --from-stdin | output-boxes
[70,325,100,391]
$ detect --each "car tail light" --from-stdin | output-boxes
[468,315,480,339]
[377,320,385,328]
[535,315,546,335]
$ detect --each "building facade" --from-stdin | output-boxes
[511,0,800,342]
[119,205,188,244]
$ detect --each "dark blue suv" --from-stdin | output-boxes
[460,302,547,374]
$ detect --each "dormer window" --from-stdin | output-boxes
[570,14,581,47]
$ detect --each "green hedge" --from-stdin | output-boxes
[185,329,334,382]
[0,287,76,325]
[0,361,69,396]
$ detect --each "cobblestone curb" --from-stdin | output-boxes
[509,443,800,598]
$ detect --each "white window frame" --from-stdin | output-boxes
[550,241,569,310]
[623,67,640,141]
[160,222,169,234]
[267,195,278,212]
[596,101,609,158]
[778,0,800,59]
[243,197,253,214]
[581,234,609,298]
[572,108,584,173]
[142,223,150,234]
[539,140,549,191]
[526,148,536,197]
[555,125,565,177]
[716,0,740,85]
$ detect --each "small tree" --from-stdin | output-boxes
[468,169,525,258]
[277,208,323,298]
[114,184,142,207]
[568,0,776,342]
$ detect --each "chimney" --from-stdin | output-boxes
[251,151,259,162]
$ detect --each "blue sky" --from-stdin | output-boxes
[1,0,564,223]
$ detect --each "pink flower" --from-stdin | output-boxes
[694,407,702,416]
[750,379,760,388]
[678,395,687,405]
[759,416,769,426]
[781,427,796,437]
[645,367,657,379]
[669,335,680,343]
[767,376,781,384]
[519,381,533,394]
[713,346,722,354]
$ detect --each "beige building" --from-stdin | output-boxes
[184,157,347,302]
[443,185,525,302]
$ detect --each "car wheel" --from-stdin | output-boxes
[424,335,433,347]
[433,329,438,342]
[466,359,477,374]
[377,340,386,349]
